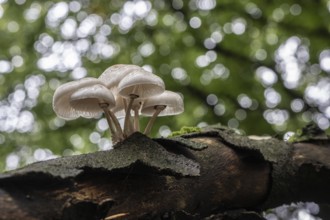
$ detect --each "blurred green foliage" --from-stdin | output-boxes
[0,0,329,171]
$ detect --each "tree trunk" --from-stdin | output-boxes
[0,127,329,220]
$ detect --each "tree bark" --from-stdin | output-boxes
[0,127,329,220]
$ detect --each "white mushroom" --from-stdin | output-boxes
[99,64,143,134]
[131,98,144,132]
[117,69,165,136]
[53,64,185,144]
[111,96,140,133]
[111,95,126,118]
[141,91,184,135]
[53,77,102,120]
[70,84,124,143]
[98,64,142,92]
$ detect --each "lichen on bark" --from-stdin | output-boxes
[0,132,201,183]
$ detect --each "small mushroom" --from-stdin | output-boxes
[53,64,185,145]
[141,90,184,135]
[117,69,165,136]
[111,95,144,133]
[131,99,143,132]
[99,64,143,134]
[70,84,124,143]
[53,77,102,120]
[98,64,142,92]
[111,95,126,118]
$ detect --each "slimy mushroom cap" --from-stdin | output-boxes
[98,64,142,90]
[52,77,102,120]
[118,69,165,99]
[70,84,116,118]
[141,90,184,116]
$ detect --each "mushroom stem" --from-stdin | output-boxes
[100,103,118,143]
[133,108,140,132]
[107,109,124,141]
[143,105,166,135]
[123,94,138,136]
[123,98,128,111]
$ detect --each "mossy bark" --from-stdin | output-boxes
[0,128,329,220]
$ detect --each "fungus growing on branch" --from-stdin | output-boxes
[70,84,124,142]
[141,91,184,135]
[53,77,103,119]
[53,78,124,144]
[99,64,144,135]
[117,69,165,136]
[98,64,142,91]
[52,64,184,146]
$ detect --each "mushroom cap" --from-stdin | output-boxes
[53,77,103,120]
[118,69,165,99]
[70,84,116,118]
[98,64,142,90]
[141,90,184,116]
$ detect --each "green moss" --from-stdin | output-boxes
[155,136,208,151]
[169,126,202,137]
[288,123,329,143]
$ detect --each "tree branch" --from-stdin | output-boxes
[0,128,329,219]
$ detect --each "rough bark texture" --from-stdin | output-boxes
[0,127,329,220]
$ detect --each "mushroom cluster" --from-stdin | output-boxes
[53,64,184,144]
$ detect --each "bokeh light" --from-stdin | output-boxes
[0,0,328,173]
